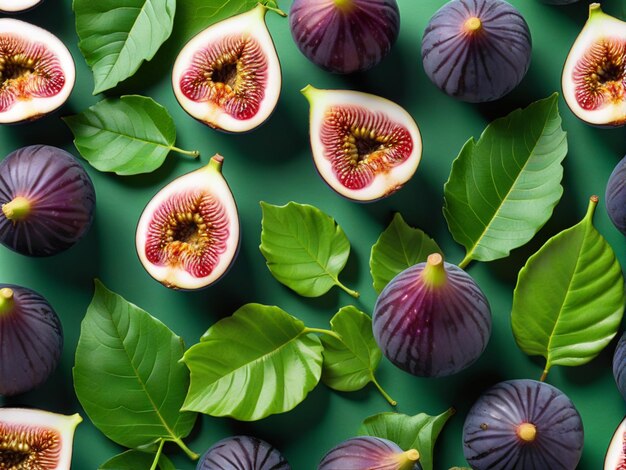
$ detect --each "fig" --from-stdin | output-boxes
[289,0,400,74]
[302,85,422,202]
[0,407,81,469]
[0,19,75,123]
[607,156,626,236]
[0,0,42,13]
[318,436,422,470]
[0,145,96,257]
[0,284,63,396]
[613,332,626,400]
[605,416,626,470]
[562,4,626,126]
[197,436,290,470]
[372,253,491,377]
[172,4,282,133]
[463,379,584,470]
[421,0,532,103]
[136,154,239,290]
[542,0,580,4]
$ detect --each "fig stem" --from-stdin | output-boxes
[336,279,360,298]
[421,253,447,287]
[2,196,31,221]
[397,449,420,470]
[262,2,287,17]
[371,374,397,406]
[0,288,14,316]
[464,17,482,33]
[585,195,599,222]
[149,439,165,470]
[516,422,537,443]
[171,437,199,460]
[539,367,548,382]
[303,327,342,341]
[170,146,200,158]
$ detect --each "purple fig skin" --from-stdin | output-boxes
[318,436,422,470]
[463,379,584,470]
[0,284,63,396]
[613,332,626,401]
[606,155,626,236]
[421,0,532,103]
[289,0,400,74]
[197,436,290,470]
[0,145,96,257]
[372,255,492,377]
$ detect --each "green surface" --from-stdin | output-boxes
[1,0,626,468]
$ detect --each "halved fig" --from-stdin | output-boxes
[605,416,626,469]
[172,4,282,133]
[0,145,96,257]
[562,4,626,126]
[318,436,422,470]
[0,0,42,13]
[0,407,81,469]
[0,284,63,396]
[0,19,75,124]
[198,436,290,470]
[302,85,421,202]
[136,155,239,290]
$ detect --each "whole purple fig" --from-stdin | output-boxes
[318,436,421,470]
[613,332,626,401]
[0,284,63,396]
[421,0,532,103]
[197,435,290,470]
[373,253,492,377]
[0,145,96,257]
[463,379,584,470]
[289,0,400,74]
[606,155,626,236]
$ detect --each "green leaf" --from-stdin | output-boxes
[74,0,176,94]
[370,213,442,294]
[259,202,359,298]
[182,303,324,421]
[359,409,455,470]
[63,96,199,175]
[443,94,567,268]
[320,306,395,405]
[512,196,625,380]
[99,450,174,470]
[73,281,198,455]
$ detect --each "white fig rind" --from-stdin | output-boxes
[605,415,626,470]
[172,5,281,133]
[0,19,75,124]
[0,0,42,12]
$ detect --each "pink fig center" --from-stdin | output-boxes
[517,422,537,443]
[0,288,14,316]
[421,253,447,288]
[2,196,31,222]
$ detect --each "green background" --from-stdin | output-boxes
[1,0,625,468]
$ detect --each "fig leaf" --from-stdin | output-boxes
[320,306,395,405]
[512,196,625,380]
[182,303,324,421]
[74,0,176,94]
[444,94,567,268]
[370,213,441,294]
[73,281,197,453]
[63,96,198,176]
[99,448,175,470]
[358,408,455,470]
[259,201,359,298]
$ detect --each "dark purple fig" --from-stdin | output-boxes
[372,253,492,377]
[606,156,626,236]
[463,379,584,470]
[605,416,626,470]
[302,85,422,202]
[289,0,400,74]
[421,0,532,103]
[136,154,239,290]
[613,332,626,400]
[0,284,63,396]
[0,19,74,123]
[172,4,282,133]
[197,435,290,470]
[318,436,421,470]
[0,145,95,257]
[0,407,81,468]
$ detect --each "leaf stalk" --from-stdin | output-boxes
[170,437,199,460]
[170,146,200,158]
[303,327,342,341]
[371,374,397,406]
[149,439,165,470]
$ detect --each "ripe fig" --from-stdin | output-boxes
[605,416,626,470]
[463,379,584,470]
[289,0,400,74]
[302,85,422,202]
[0,407,81,469]
[421,0,532,103]
[607,155,626,236]
[318,436,422,470]
[197,436,290,470]
[0,145,96,257]
[0,19,75,123]
[372,253,492,377]
[0,284,63,396]
[136,154,239,290]
[0,0,42,13]
[613,332,626,400]
[562,4,626,126]
[172,4,282,133]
